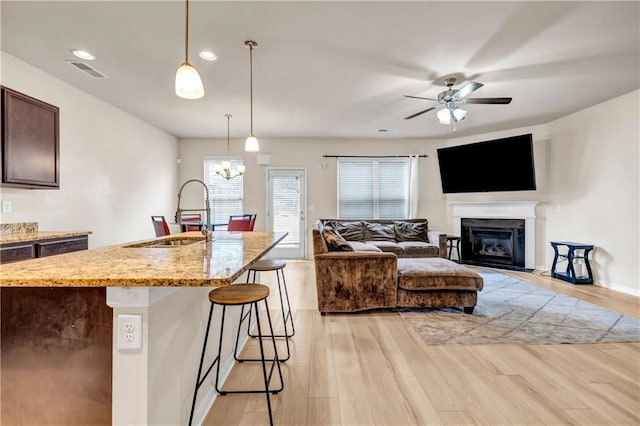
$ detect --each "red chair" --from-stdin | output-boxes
[151,216,171,237]
[180,214,202,232]
[227,214,257,231]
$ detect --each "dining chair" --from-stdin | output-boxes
[180,213,202,232]
[151,216,171,237]
[227,214,257,231]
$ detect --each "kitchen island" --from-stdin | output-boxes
[0,231,287,425]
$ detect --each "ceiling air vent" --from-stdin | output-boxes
[64,60,108,79]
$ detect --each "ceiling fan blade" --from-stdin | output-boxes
[452,82,483,100]
[404,95,438,101]
[404,106,437,120]
[466,97,513,104]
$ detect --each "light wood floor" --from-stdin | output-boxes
[204,260,640,426]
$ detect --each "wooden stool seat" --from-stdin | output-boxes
[250,259,286,271]
[209,284,269,305]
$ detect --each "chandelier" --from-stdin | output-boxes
[214,114,245,180]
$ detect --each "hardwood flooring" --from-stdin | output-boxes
[203,260,640,425]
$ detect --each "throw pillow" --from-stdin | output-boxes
[322,227,355,252]
[394,221,428,242]
[363,222,395,241]
[328,221,365,241]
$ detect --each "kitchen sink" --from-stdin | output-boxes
[123,237,206,248]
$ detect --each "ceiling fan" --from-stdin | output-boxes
[404,78,512,124]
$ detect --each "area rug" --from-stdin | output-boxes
[398,270,640,345]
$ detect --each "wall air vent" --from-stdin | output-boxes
[64,60,108,79]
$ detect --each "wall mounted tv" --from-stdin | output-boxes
[437,133,536,193]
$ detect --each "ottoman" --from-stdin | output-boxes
[397,257,484,313]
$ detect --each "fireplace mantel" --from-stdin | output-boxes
[451,201,538,269]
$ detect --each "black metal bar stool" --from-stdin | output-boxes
[239,259,295,361]
[189,284,283,426]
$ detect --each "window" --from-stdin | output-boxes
[203,157,244,225]
[337,158,409,219]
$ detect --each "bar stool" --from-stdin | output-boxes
[189,284,283,426]
[241,259,295,361]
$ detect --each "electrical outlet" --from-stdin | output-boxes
[117,314,142,350]
[2,201,12,213]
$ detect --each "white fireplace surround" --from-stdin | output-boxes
[451,201,538,269]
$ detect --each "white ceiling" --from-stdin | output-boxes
[2,1,638,140]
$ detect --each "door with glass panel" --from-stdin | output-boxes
[266,168,306,259]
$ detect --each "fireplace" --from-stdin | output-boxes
[451,201,538,270]
[461,218,526,270]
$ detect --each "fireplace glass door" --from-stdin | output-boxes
[472,229,514,265]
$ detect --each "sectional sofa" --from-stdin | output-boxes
[312,219,484,314]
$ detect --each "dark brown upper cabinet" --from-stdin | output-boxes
[1,86,60,189]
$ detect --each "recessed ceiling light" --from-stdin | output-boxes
[199,51,217,61]
[71,49,95,60]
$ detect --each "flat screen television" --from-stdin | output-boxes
[437,133,536,193]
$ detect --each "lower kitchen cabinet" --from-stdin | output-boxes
[0,235,88,264]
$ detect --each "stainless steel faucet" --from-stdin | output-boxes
[175,179,212,241]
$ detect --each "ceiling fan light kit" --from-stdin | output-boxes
[175,0,204,99]
[405,77,511,126]
[437,106,466,124]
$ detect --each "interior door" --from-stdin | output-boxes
[266,168,306,259]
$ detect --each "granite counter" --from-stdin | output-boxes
[0,231,287,287]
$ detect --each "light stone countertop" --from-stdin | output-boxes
[0,231,287,287]
[0,231,92,245]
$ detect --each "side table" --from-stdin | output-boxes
[447,236,461,263]
[550,241,594,284]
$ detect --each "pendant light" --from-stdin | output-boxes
[175,0,204,99]
[214,114,246,180]
[244,40,260,152]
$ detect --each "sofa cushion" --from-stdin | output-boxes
[363,222,396,241]
[322,227,354,252]
[397,258,484,291]
[365,240,404,254]
[348,241,382,252]
[394,221,428,242]
[329,221,365,241]
[397,241,439,257]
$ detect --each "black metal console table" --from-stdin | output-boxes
[550,241,594,284]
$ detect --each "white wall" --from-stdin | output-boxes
[544,91,638,295]
[178,137,448,257]
[445,91,639,296]
[0,52,178,247]
[179,92,639,296]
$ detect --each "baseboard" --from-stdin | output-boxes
[595,280,640,298]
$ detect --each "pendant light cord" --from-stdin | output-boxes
[184,0,189,63]
[249,44,254,135]
[225,114,232,157]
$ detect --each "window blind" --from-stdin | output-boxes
[203,157,244,224]
[337,158,409,219]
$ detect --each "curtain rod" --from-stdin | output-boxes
[322,154,428,158]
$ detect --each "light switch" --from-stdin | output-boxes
[2,201,12,213]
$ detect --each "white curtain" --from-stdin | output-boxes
[408,154,420,218]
